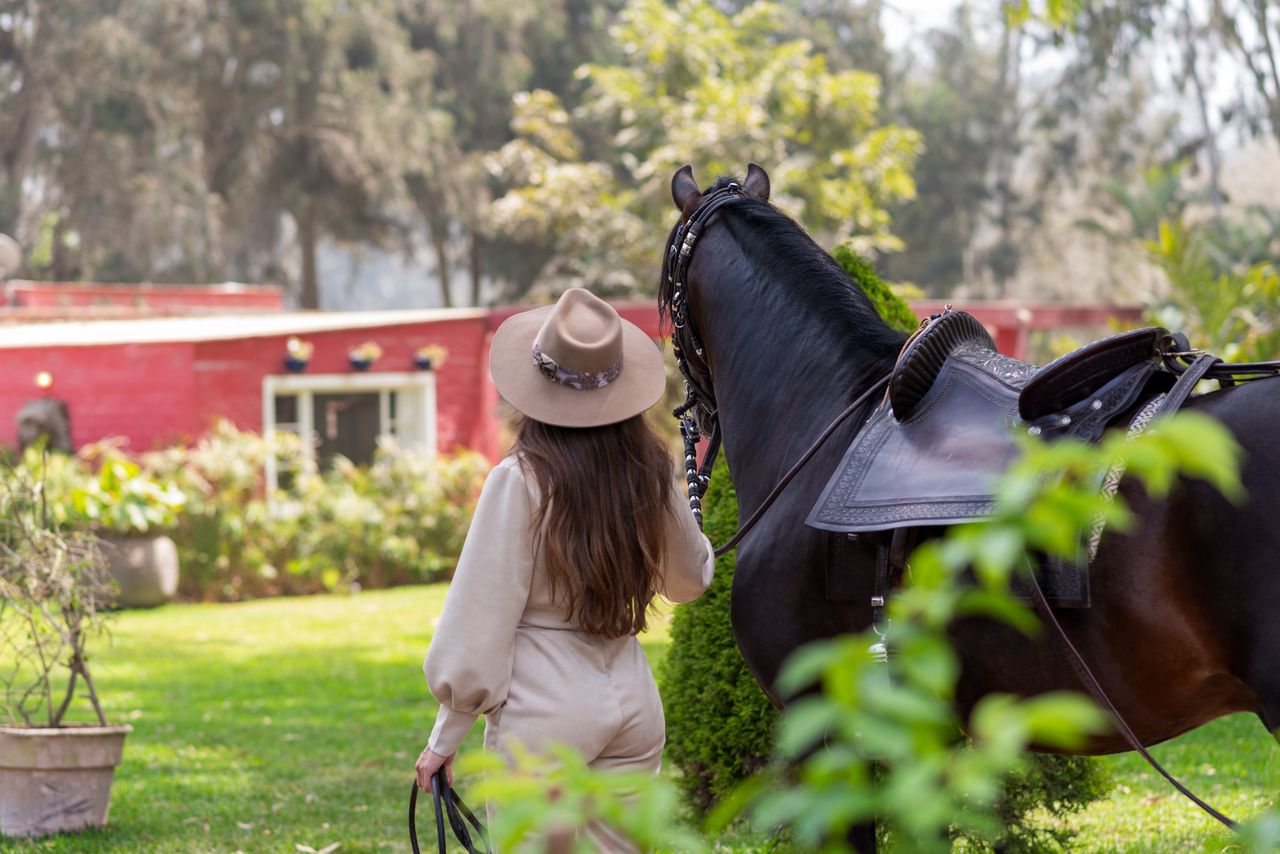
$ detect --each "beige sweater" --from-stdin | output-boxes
[424,455,715,755]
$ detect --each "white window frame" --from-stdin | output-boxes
[261,371,437,494]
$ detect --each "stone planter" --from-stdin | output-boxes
[0,725,131,838]
[101,534,179,607]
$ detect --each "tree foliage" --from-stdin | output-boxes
[487,0,920,298]
[0,0,616,306]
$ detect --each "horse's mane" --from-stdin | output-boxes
[658,176,903,356]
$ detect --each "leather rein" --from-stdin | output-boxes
[661,187,1280,833]
[409,770,489,854]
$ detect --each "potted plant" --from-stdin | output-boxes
[348,341,383,371]
[413,343,449,370]
[71,455,186,608]
[0,463,129,838]
[284,336,314,372]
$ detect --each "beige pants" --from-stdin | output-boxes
[483,627,664,852]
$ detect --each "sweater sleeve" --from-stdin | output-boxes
[658,475,716,604]
[424,459,534,756]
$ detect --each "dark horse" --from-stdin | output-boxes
[659,163,1280,846]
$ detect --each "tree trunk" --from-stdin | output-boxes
[1182,0,1224,218]
[4,3,53,241]
[298,210,320,310]
[431,229,453,308]
[990,19,1023,298]
[469,231,483,307]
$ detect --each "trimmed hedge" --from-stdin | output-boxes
[659,246,1108,846]
[659,455,774,813]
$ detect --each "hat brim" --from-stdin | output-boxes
[489,306,667,428]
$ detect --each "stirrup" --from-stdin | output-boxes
[868,623,890,664]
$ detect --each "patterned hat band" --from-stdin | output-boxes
[532,342,623,390]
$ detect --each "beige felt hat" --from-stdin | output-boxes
[489,288,666,428]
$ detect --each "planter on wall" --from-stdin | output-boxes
[0,725,131,838]
[101,534,180,607]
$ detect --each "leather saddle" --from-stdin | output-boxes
[809,309,1175,607]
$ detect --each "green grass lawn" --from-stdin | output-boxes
[1060,714,1278,852]
[3,586,1276,852]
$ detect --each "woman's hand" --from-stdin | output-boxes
[415,746,455,790]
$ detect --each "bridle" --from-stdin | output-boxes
[662,182,747,530]
[661,183,891,557]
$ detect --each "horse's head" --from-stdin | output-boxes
[657,163,775,519]
[658,163,773,423]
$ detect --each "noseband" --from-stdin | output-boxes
[663,182,747,527]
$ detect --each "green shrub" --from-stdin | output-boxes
[990,754,1111,853]
[68,453,187,534]
[660,246,1108,847]
[13,421,489,601]
[833,243,920,333]
[148,421,489,600]
[659,455,776,815]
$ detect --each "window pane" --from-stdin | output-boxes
[274,394,298,424]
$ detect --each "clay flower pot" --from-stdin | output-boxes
[0,725,132,837]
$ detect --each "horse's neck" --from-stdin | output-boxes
[704,277,897,513]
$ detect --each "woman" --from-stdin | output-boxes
[414,288,714,847]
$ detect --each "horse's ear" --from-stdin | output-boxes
[672,165,702,215]
[744,163,770,202]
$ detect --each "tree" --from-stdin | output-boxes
[486,0,920,298]
[254,1,444,309]
[880,5,1009,293]
[875,1,1188,299]
[397,0,625,306]
[2,1,458,305]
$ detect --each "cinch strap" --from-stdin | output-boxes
[532,343,622,390]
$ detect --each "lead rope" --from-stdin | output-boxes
[410,771,490,854]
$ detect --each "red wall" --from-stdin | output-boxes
[1,343,198,450]
[7,281,283,311]
[0,317,491,454]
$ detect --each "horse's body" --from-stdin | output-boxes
[662,167,1280,765]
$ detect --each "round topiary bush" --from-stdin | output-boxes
[659,245,1108,845]
[659,455,776,814]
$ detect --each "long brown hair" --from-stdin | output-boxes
[514,414,675,638]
